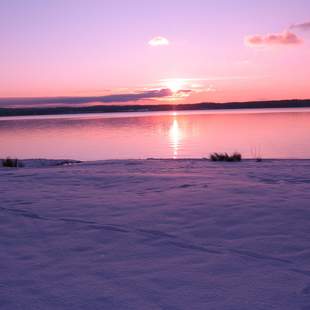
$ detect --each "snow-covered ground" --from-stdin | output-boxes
[1,159,310,309]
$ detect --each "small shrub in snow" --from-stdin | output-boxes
[210,152,242,162]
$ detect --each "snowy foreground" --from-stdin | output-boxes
[1,159,310,310]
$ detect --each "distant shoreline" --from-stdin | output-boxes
[1,99,310,117]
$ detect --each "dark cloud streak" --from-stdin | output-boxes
[291,22,310,31]
[0,88,173,106]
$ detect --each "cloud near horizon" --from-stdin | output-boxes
[245,31,302,46]
[290,22,310,31]
[0,89,174,107]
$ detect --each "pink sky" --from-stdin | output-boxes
[0,0,310,104]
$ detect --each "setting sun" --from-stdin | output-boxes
[163,79,186,93]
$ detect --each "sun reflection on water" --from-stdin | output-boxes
[169,117,182,159]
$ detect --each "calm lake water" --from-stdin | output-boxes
[1,108,310,160]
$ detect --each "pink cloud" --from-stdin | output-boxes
[245,31,303,47]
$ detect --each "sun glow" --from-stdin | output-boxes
[163,79,186,93]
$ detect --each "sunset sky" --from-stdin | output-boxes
[1,0,310,105]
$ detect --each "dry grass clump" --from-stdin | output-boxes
[1,157,23,168]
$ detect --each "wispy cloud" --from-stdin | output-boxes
[160,76,262,83]
[0,89,173,107]
[148,36,170,46]
[245,31,302,47]
[290,22,310,31]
